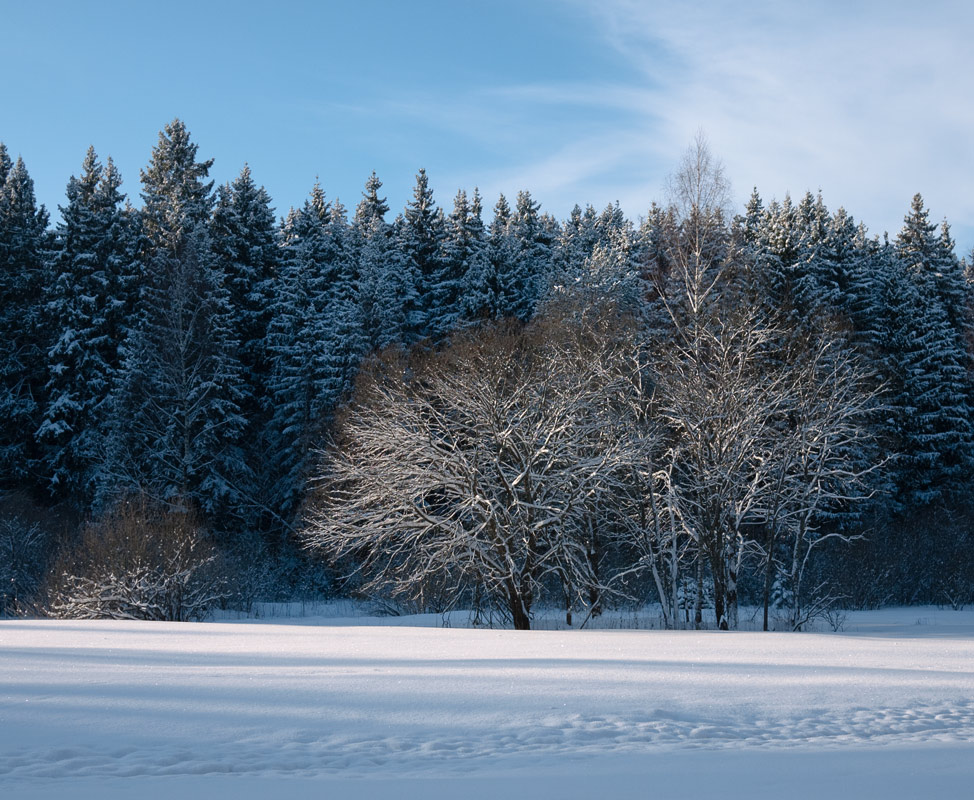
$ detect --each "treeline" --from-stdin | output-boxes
[0,124,972,626]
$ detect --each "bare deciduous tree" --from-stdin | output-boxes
[303,315,634,630]
[629,134,880,630]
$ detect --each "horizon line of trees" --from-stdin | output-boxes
[1,122,972,627]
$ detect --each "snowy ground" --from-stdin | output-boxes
[2,606,974,799]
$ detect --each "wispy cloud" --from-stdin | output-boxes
[569,0,974,246]
[280,1,973,252]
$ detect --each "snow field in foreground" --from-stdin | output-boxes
[2,607,974,798]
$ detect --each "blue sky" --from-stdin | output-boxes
[2,0,972,254]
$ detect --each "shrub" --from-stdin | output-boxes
[0,516,49,615]
[46,497,227,621]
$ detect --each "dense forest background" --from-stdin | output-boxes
[1,121,972,629]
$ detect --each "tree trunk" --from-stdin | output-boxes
[511,601,531,631]
[763,526,776,632]
[726,563,738,630]
[694,553,704,629]
[507,581,531,631]
[710,550,729,630]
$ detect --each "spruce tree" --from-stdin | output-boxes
[209,164,281,528]
[211,164,279,393]
[441,188,488,328]
[0,153,51,486]
[38,149,140,503]
[352,170,390,231]
[496,190,552,320]
[353,171,409,350]
[266,184,365,519]
[107,120,247,522]
[462,193,513,320]
[0,144,11,187]
[398,168,446,341]
[896,196,967,332]
[876,244,973,507]
[755,195,797,314]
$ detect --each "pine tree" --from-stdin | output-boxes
[37,149,141,503]
[465,193,514,320]
[596,201,627,247]
[638,202,676,289]
[0,143,12,191]
[877,247,973,506]
[553,204,586,281]
[441,188,488,328]
[496,190,552,320]
[323,197,366,396]
[398,168,446,340]
[209,164,281,528]
[878,195,974,505]
[106,121,247,521]
[791,192,837,316]
[266,184,365,519]
[353,170,390,231]
[140,120,213,250]
[353,171,412,350]
[755,195,797,314]
[211,165,279,391]
[0,152,51,485]
[895,196,965,329]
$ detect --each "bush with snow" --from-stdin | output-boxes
[0,516,49,616]
[46,498,226,621]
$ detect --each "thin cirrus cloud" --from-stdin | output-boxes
[439,0,972,250]
[3,1,968,253]
[392,0,974,253]
[567,0,974,248]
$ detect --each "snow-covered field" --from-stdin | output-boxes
[3,607,974,799]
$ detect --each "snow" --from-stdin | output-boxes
[3,606,974,799]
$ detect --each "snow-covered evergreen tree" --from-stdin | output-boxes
[0,143,10,188]
[209,164,281,527]
[877,199,974,506]
[0,151,51,485]
[441,188,488,327]
[462,193,513,320]
[266,184,365,519]
[504,190,554,320]
[352,170,390,232]
[896,194,969,348]
[398,168,446,341]
[211,164,279,394]
[353,172,412,350]
[106,121,248,522]
[37,149,141,503]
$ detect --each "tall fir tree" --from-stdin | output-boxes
[398,168,446,341]
[0,143,11,188]
[876,196,974,506]
[0,151,51,486]
[442,188,488,328]
[460,193,513,320]
[107,120,248,523]
[875,242,973,507]
[37,149,141,503]
[266,184,365,520]
[211,164,279,392]
[352,170,390,231]
[353,171,412,349]
[494,190,552,320]
[210,164,281,527]
[896,194,969,339]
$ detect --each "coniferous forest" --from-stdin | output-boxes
[1,121,972,629]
